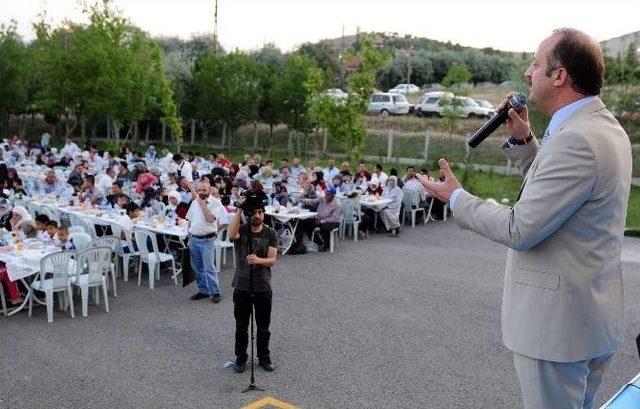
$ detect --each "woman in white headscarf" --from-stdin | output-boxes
[165,190,189,219]
[9,206,36,236]
[379,176,403,235]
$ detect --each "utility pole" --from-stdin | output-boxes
[213,0,219,53]
[406,36,413,87]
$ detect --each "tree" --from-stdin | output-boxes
[191,52,261,150]
[253,45,285,149]
[441,63,472,142]
[29,0,181,145]
[0,22,29,137]
[310,36,389,162]
[279,54,323,155]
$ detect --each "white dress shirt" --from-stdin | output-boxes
[186,197,224,235]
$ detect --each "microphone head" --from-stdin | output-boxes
[508,93,527,110]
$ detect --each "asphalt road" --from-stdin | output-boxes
[2,221,640,409]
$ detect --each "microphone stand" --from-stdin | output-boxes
[243,233,265,393]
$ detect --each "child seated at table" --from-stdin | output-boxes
[119,202,141,253]
[35,214,50,242]
[45,220,60,245]
[56,226,75,250]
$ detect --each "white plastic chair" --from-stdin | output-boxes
[69,214,97,238]
[71,247,111,317]
[339,198,360,241]
[68,226,86,235]
[88,236,119,297]
[215,227,235,271]
[110,222,139,282]
[39,207,60,224]
[133,228,177,289]
[402,190,425,228]
[311,226,340,253]
[28,251,75,323]
[69,232,91,251]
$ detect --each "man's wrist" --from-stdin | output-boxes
[510,131,534,145]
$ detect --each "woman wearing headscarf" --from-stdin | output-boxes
[135,172,158,196]
[269,181,290,206]
[366,178,383,196]
[311,171,327,191]
[165,190,189,219]
[379,176,403,235]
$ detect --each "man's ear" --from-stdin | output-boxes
[553,67,571,88]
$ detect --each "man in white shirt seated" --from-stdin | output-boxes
[402,166,429,209]
[60,138,80,157]
[96,168,116,192]
[323,159,340,182]
[186,182,224,303]
[173,153,193,183]
[40,171,67,196]
[373,163,389,187]
[80,175,106,205]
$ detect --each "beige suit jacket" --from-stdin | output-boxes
[454,98,632,362]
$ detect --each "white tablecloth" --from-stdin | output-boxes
[0,245,60,282]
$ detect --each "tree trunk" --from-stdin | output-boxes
[19,114,26,137]
[113,123,120,143]
[190,119,196,145]
[221,122,228,150]
[133,122,139,143]
[81,117,86,140]
[287,129,293,154]
[253,122,258,151]
[106,117,111,140]
[145,123,150,144]
[4,113,9,138]
[161,119,166,144]
[227,128,232,153]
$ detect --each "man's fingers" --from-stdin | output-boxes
[496,92,514,112]
[438,158,454,179]
[507,108,524,123]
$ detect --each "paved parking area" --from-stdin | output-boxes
[2,221,640,408]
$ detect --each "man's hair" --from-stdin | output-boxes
[112,181,123,189]
[57,225,68,234]
[173,153,183,162]
[85,175,95,185]
[119,161,128,168]
[375,163,382,171]
[45,220,58,228]
[35,214,50,224]
[126,202,140,215]
[406,166,415,171]
[547,28,605,96]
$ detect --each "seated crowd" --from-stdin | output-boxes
[0,135,448,304]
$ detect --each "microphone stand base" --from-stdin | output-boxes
[242,383,266,393]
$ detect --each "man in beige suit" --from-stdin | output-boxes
[419,29,632,408]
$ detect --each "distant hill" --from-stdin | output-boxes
[601,31,640,58]
[302,31,526,59]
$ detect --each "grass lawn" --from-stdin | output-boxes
[463,170,640,229]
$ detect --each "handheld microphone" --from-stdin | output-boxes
[467,93,527,148]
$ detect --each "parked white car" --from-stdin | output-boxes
[367,92,411,116]
[388,83,421,94]
[325,88,348,101]
[417,93,494,118]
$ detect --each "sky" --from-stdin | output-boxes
[1,0,639,53]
